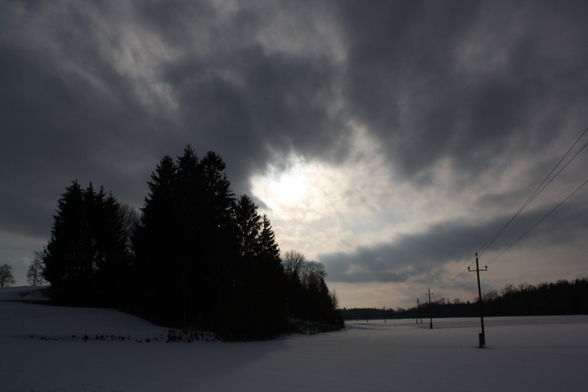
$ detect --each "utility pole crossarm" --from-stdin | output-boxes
[468,266,488,272]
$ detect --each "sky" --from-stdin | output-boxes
[1,0,587,308]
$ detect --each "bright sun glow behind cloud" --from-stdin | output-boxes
[250,156,333,222]
[249,126,406,260]
[266,170,307,207]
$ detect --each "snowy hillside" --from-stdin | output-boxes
[0,285,50,302]
[1,288,587,391]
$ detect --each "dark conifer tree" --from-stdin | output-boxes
[235,195,261,258]
[43,181,84,303]
[95,191,130,306]
[229,196,287,338]
[259,215,280,261]
[43,181,130,306]
[132,155,180,321]
[133,147,241,328]
[255,214,288,335]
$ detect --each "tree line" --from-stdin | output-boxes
[341,277,588,320]
[38,146,342,339]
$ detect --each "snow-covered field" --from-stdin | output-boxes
[2,287,587,392]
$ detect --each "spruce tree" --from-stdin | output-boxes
[259,215,281,263]
[235,195,261,258]
[43,181,85,303]
[230,196,286,338]
[133,155,180,321]
[42,181,130,306]
[133,147,241,327]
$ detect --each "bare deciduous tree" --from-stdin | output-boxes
[0,264,15,288]
[282,250,306,278]
[27,251,47,287]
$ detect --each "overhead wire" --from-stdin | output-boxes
[477,126,588,257]
[487,177,588,266]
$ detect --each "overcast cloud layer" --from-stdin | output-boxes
[1,0,587,307]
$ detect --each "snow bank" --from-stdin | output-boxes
[0,301,168,338]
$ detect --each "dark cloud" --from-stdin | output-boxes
[0,1,348,240]
[1,0,587,294]
[165,45,348,190]
[336,0,588,184]
[0,3,163,238]
[320,199,588,283]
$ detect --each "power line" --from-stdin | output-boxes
[533,137,588,197]
[478,126,588,256]
[479,127,588,255]
[487,177,588,266]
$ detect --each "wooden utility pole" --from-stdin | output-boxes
[468,253,488,348]
[426,288,433,329]
[416,298,420,324]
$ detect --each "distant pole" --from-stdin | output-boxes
[416,298,420,324]
[426,288,433,329]
[468,253,488,348]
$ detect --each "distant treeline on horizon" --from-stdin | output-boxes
[341,277,588,320]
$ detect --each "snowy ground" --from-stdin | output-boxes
[1,287,587,392]
[0,285,50,302]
